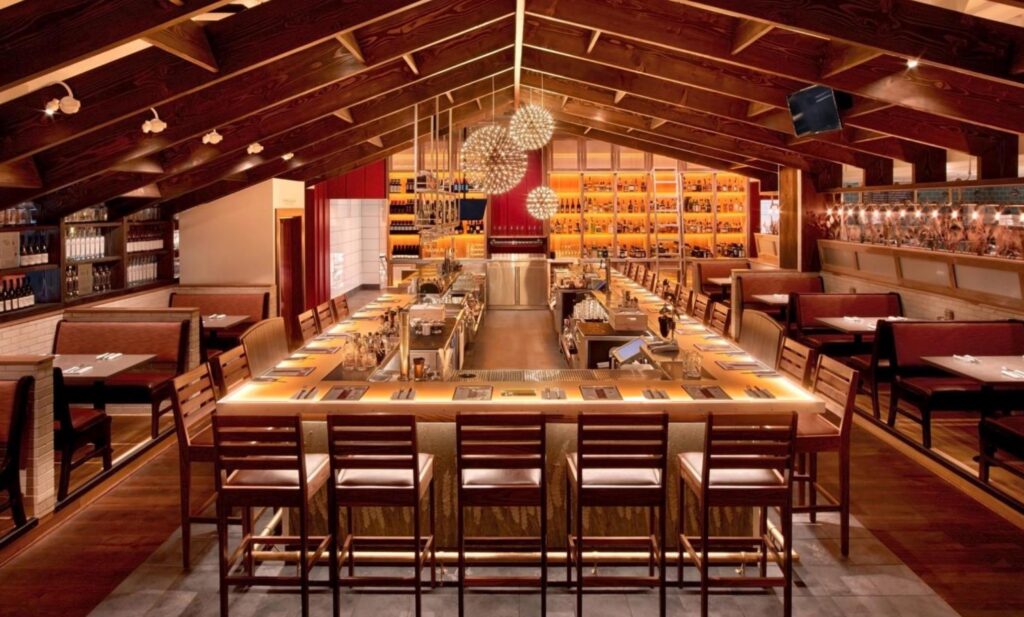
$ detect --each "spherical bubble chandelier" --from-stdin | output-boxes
[526,185,559,221]
[460,125,527,195]
[509,103,554,151]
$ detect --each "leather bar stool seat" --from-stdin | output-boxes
[336,452,433,488]
[462,466,540,486]
[567,454,662,486]
[679,452,784,487]
[897,376,980,397]
[229,454,329,487]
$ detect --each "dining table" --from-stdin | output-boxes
[921,354,1024,417]
[54,353,156,408]
[814,316,909,345]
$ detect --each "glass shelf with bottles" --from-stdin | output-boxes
[0,230,57,274]
[0,274,48,316]
[126,226,167,254]
[64,263,117,300]
[126,255,161,287]
[63,226,118,263]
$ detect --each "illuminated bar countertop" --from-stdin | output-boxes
[218,270,824,547]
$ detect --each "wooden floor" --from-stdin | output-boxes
[2,306,1024,616]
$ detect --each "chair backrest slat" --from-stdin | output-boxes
[297,309,319,341]
[692,294,711,324]
[457,413,545,473]
[315,301,336,332]
[778,337,814,386]
[211,345,251,397]
[709,302,731,337]
[328,414,418,477]
[170,364,218,448]
[577,412,667,471]
[702,412,796,486]
[810,355,860,437]
[213,414,305,491]
[330,295,350,321]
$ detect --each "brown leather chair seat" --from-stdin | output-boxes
[679,452,784,487]
[105,370,175,390]
[462,466,540,486]
[227,453,329,487]
[337,453,433,487]
[795,413,842,453]
[846,354,888,372]
[62,406,107,430]
[897,376,981,397]
[567,453,662,486]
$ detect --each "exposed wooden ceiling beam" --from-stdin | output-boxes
[730,19,772,55]
[613,90,627,104]
[670,0,1024,84]
[514,0,526,105]
[0,20,516,210]
[746,101,774,118]
[650,118,667,130]
[32,60,517,221]
[0,157,41,189]
[0,0,467,166]
[334,108,354,123]
[336,31,366,64]
[402,53,420,76]
[819,41,882,79]
[587,30,602,54]
[367,136,385,148]
[143,21,220,73]
[445,91,455,104]
[0,0,233,91]
[526,0,1024,138]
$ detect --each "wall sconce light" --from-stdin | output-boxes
[202,129,223,145]
[45,81,81,116]
[142,108,167,134]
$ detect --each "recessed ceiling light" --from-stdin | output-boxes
[142,108,167,134]
[906,58,919,69]
[247,142,264,155]
[281,152,294,161]
[202,129,223,145]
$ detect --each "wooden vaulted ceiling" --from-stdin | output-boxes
[0,0,1022,220]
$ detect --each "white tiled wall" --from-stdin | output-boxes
[823,272,1024,321]
[329,198,385,297]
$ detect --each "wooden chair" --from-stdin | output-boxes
[328,414,436,617]
[239,317,289,375]
[979,416,1024,483]
[794,356,860,556]
[679,412,797,617]
[567,412,668,617]
[626,262,638,280]
[675,286,694,316]
[330,294,350,321]
[315,301,336,332]
[708,302,731,338]
[457,413,547,617]
[53,368,112,501]
[737,310,785,369]
[297,308,319,343]
[169,364,221,569]
[0,376,33,528]
[778,337,815,386]
[845,319,893,420]
[643,269,656,290]
[692,293,712,324]
[209,345,251,397]
[213,414,336,617]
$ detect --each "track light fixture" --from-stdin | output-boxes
[44,81,81,116]
[247,142,264,155]
[202,129,223,145]
[142,108,167,134]
[906,58,919,69]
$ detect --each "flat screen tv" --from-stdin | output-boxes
[786,85,842,137]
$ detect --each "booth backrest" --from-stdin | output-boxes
[0,376,33,471]
[734,272,823,304]
[689,259,750,295]
[169,292,269,324]
[53,320,189,373]
[792,293,903,331]
[890,321,1024,369]
[239,317,289,376]
[738,310,785,368]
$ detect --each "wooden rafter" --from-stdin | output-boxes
[143,21,219,73]
[819,41,883,79]
[0,0,233,90]
[730,19,772,55]
[402,53,420,76]
[514,0,526,104]
[334,108,355,123]
[336,31,366,64]
[0,158,42,189]
[587,30,602,54]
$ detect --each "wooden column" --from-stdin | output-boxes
[0,356,55,519]
[779,163,837,272]
[778,168,800,271]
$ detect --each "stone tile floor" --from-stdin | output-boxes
[87,512,960,617]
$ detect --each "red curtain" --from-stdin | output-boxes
[304,160,387,307]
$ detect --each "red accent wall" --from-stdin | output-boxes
[304,160,387,307]
[488,149,544,237]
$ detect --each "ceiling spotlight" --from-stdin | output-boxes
[142,108,167,134]
[906,58,919,69]
[202,129,223,145]
[44,81,81,116]
[281,152,294,161]
[247,142,264,155]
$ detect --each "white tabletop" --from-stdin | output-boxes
[921,355,1024,385]
[751,293,789,306]
[203,314,250,330]
[54,353,156,381]
[815,316,909,334]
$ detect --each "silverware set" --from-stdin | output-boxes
[642,388,669,400]
[1000,367,1024,379]
[542,387,566,400]
[96,352,122,360]
[745,385,775,399]
[391,388,415,400]
[63,365,93,375]
[293,385,318,400]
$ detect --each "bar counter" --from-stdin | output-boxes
[219,272,823,547]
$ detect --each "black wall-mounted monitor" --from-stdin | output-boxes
[786,85,843,137]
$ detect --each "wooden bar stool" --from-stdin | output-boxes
[778,338,815,386]
[676,286,694,316]
[567,412,668,617]
[297,308,319,343]
[53,367,112,501]
[692,293,712,324]
[327,414,436,617]
[708,303,731,338]
[315,301,336,332]
[0,376,33,528]
[678,412,797,617]
[213,414,336,617]
[330,295,350,321]
[209,345,251,397]
[456,412,547,617]
[794,356,860,556]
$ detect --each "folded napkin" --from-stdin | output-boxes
[953,354,979,364]
[683,385,730,400]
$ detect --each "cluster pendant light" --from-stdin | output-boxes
[526,185,558,221]
[510,76,555,151]
[460,124,527,195]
